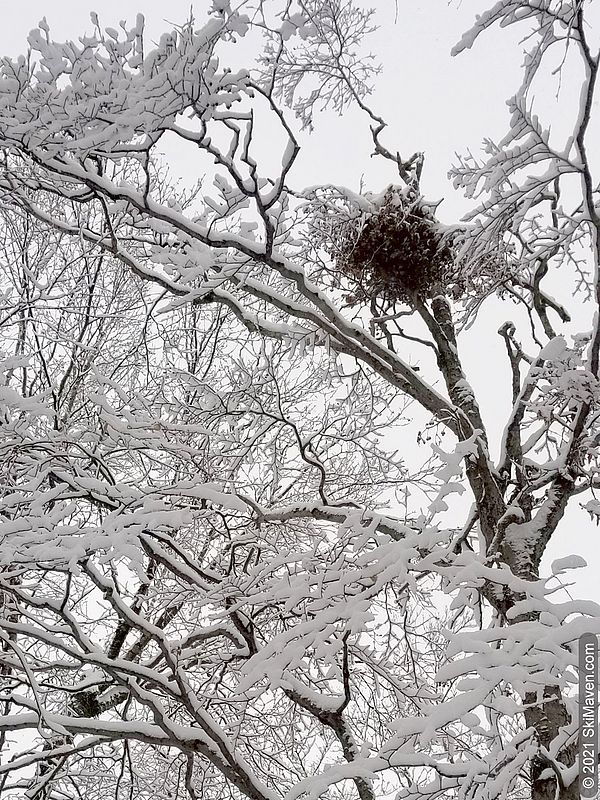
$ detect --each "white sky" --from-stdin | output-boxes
[0,0,525,206]
[0,1,597,601]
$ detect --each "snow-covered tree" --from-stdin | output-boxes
[0,3,599,800]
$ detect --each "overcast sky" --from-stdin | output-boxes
[0,0,526,212]
[1,1,596,601]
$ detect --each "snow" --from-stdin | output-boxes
[551,554,588,575]
[0,3,598,799]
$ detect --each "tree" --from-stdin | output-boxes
[0,2,599,800]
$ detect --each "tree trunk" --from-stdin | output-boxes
[524,687,578,800]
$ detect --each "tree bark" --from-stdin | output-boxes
[417,292,578,800]
[524,686,578,800]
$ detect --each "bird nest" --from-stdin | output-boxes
[329,189,461,306]
[71,690,103,718]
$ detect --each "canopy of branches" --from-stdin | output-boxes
[0,3,599,800]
